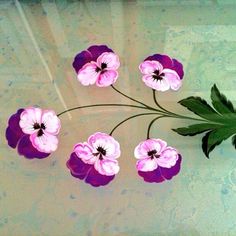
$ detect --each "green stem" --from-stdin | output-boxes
[57,104,153,117]
[147,115,166,139]
[109,112,161,136]
[152,89,172,114]
[111,85,163,112]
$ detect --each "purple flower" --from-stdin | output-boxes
[67,132,121,187]
[73,45,120,87]
[5,107,61,159]
[134,139,182,183]
[139,54,184,91]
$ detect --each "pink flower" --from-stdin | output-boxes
[67,132,120,186]
[77,52,120,87]
[134,138,181,183]
[19,107,61,154]
[139,54,184,92]
[6,107,61,159]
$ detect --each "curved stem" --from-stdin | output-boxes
[147,115,166,139]
[109,112,161,136]
[111,85,162,112]
[57,104,154,117]
[152,89,172,114]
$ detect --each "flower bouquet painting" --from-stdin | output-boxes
[6,45,236,187]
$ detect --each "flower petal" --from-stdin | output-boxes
[172,59,184,79]
[97,52,120,70]
[67,152,115,187]
[94,158,120,176]
[19,107,42,134]
[66,152,92,180]
[17,135,50,159]
[42,110,61,135]
[73,142,96,165]
[85,166,115,187]
[6,109,25,148]
[134,139,167,160]
[160,155,182,180]
[138,167,165,183]
[77,62,99,86]
[30,132,58,153]
[162,68,182,91]
[87,45,113,62]
[157,147,179,168]
[145,54,173,69]
[96,70,118,87]
[139,60,163,75]
[88,132,121,159]
[136,158,158,172]
[142,75,170,91]
[72,50,93,73]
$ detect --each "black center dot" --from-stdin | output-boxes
[97,146,107,156]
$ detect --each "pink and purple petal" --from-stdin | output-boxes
[96,70,118,87]
[87,45,113,62]
[145,54,173,69]
[159,155,182,180]
[66,152,92,180]
[144,54,184,80]
[138,155,182,183]
[72,50,93,73]
[17,135,50,159]
[138,167,165,183]
[5,109,25,148]
[73,45,113,73]
[67,152,116,187]
[172,59,184,80]
[85,167,115,187]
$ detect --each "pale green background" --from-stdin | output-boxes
[1,0,236,235]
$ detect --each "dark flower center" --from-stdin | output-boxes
[153,70,165,81]
[94,146,107,160]
[101,63,107,70]
[95,63,107,74]
[147,149,160,159]
[33,122,46,137]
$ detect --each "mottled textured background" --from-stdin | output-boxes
[1,1,236,235]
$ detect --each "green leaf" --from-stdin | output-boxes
[211,84,236,118]
[232,135,236,149]
[172,123,221,136]
[179,96,221,122]
[202,127,236,158]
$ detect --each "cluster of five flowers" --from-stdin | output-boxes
[6,45,183,187]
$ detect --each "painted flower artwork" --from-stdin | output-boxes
[67,132,120,187]
[73,45,120,87]
[139,54,184,91]
[135,139,181,183]
[5,44,236,188]
[6,107,61,159]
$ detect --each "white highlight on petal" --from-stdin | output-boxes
[139,60,163,75]
[136,158,158,172]
[42,110,61,135]
[157,147,179,168]
[30,132,59,153]
[142,75,170,91]
[77,62,99,86]
[74,142,96,165]
[162,68,182,91]
[19,107,42,134]
[97,52,120,70]
[95,158,120,176]
[96,70,118,87]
